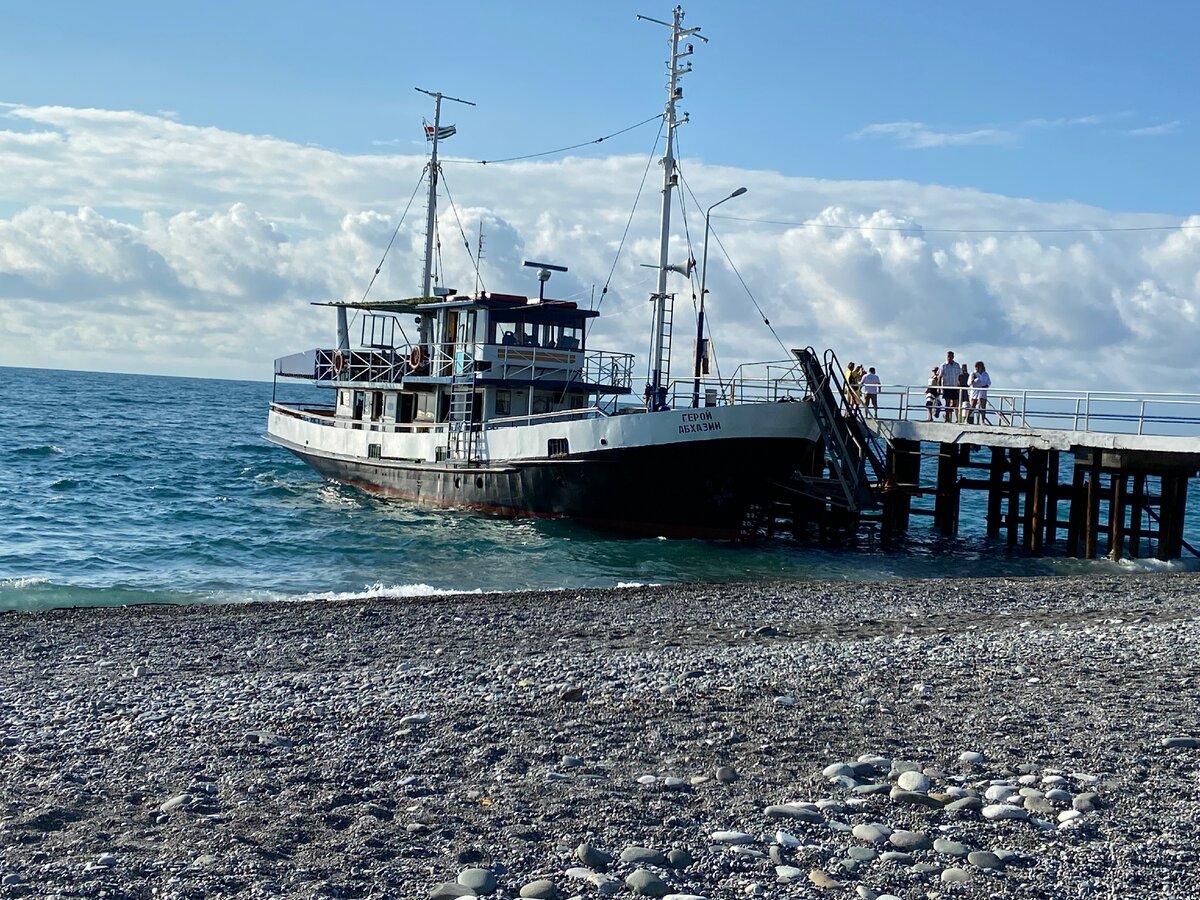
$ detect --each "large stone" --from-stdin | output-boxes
[457,869,496,893]
[941,867,971,883]
[621,846,668,866]
[933,838,969,857]
[775,865,804,883]
[666,848,693,869]
[982,804,1029,821]
[808,870,841,890]
[709,831,756,845]
[1161,736,1200,749]
[519,880,561,900]
[625,869,670,897]
[889,830,930,852]
[576,842,612,871]
[896,770,930,793]
[852,823,891,844]
[945,796,983,813]
[890,787,944,808]
[967,850,1003,870]
[429,884,475,899]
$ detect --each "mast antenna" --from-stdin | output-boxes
[636,6,705,406]
[415,87,476,299]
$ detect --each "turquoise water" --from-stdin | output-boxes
[1,366,1196,611]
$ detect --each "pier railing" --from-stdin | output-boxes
[874,385,1200,438]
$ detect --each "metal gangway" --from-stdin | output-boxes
[787,347,888,513]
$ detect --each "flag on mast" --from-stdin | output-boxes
[423,120,457,141]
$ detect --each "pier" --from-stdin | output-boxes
[776,351,1200,561]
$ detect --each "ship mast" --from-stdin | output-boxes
[638,6,704,408]
[415,88,475,298]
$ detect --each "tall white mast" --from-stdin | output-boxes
[415,88,475,298]
[637,7,704,404]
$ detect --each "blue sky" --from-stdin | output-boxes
[3,0,1195,213]
[1,1,1197,389]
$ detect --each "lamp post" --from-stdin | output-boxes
[692,186,747,408]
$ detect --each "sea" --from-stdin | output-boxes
[2,366,1197,612]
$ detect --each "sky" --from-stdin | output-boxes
[1,0,1198,392]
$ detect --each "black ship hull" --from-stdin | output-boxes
[286,437,819,539]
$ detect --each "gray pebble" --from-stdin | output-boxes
[933,838,970,857]
[968,850,1003,870]
[624,869,669,897]
[457,869,496,893]
[620,846,667,866]
[576,842,611,871]
[519,879,561,900]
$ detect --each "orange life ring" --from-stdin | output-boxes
[331,350,345,376]
[408,345,426,371]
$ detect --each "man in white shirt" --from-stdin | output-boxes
[861,367,881,417]
[939,351,962,423]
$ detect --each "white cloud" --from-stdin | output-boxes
[1126,121,1182,136]
[852,113,1150,149]
[0,103,1196,394]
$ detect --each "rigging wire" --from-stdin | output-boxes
[439,169,486,294]
[709,226,791,360]
[443,113,665,166]
[360,170,427,304]
[589,116,666,325]
[714,214,1200,235]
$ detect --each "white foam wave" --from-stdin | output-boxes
[0,577,50,588]
[299,583,484,603]
[1115,556,1200,574]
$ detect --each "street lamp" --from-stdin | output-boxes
[692,186,747,408]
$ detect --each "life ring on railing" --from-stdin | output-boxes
[331,350,345,377]
[407,345,427,372]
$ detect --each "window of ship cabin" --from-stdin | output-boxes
[556,325,582,351]
[397,392,416,423]
[372,391,384,420]
[495,390,511,416]
[352,391,365,421]
[532,392,551,415]
[384,393,397,422]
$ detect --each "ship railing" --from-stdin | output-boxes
[270,401,457,435]
[484,406,609,431]
[662,360,809,408]
[867,385,1200,439]
[288,345,635,390]
[489,345,634,391]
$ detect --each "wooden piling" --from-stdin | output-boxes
[934,442,960,536]
[1108,472,1126,561]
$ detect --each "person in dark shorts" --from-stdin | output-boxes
[939,351,963,423]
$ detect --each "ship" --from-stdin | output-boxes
[266,7,825,539]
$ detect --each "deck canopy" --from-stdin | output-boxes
[312,292,599,324]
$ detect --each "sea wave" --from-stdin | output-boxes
[14,445,64,458]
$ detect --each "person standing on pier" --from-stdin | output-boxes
[940,351,963,423]
[969,360,992,424]
[862,367,881,417]
[925,367,941,421]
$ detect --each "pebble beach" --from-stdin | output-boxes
[2,573,1200,899]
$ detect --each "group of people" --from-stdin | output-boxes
[843,362,882,417]
[925,351,991,423]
